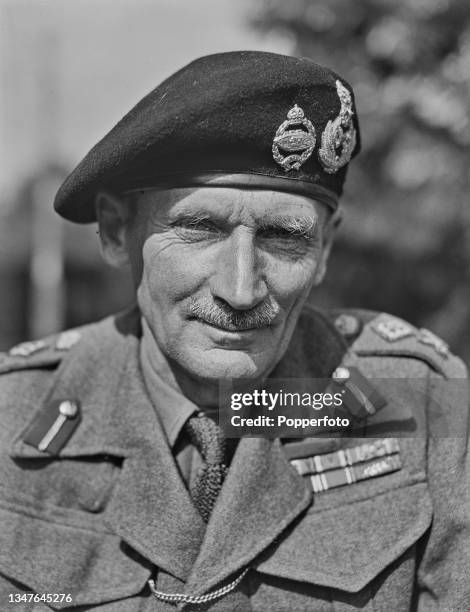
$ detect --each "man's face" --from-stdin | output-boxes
[124,186,333,383]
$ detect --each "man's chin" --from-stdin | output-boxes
[180,347,271,382]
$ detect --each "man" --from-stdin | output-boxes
[0,51,468,611]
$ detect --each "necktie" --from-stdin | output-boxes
[185,412,229,522]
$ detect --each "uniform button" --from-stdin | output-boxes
[332,366,350,382]
[59,400,79,418]
[334,314,361,338]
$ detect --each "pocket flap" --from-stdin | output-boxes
[255,482,432,593]
[0,505,151,608]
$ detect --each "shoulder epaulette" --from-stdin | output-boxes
[0,328,82,375]
[345,312,466,379]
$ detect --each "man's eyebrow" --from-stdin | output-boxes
[167,208,319,236]
[258,215,318,236]
[167,207,213,222]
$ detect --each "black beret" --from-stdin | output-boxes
[54,51,361,223]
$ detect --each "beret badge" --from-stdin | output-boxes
[272,105,316,172]
[319,80,357,174]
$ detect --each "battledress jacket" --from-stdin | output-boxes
[0,306,468,612]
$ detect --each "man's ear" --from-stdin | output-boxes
[312,209,342,286]
[95,191,132,268]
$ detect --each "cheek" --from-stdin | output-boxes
[138,236,208,306]
[264,254,321,305]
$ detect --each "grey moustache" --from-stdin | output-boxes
[188,297,280,331]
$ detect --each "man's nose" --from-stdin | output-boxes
[210,228,268,310]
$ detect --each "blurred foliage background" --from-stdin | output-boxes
[0,0,469,364]
[252,0,470,363]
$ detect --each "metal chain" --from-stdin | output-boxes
[148,567,249,607]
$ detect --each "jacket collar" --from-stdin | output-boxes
[184,435,312,594]
[272,304,349,379]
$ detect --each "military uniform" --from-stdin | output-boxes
[0,306,468,611]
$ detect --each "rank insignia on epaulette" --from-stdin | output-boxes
[417,328,449,358]
[23,399,81,455]
[289,438,401,493]
[9,339,48,357]
[55,329,81,351]
[371,316,415,343]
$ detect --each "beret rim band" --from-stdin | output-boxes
[121,171,339,211]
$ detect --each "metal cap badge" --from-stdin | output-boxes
[319,80,357,174]
[272,105,316,172]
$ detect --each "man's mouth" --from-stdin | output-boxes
[195,316,264,332]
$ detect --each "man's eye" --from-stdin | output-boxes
[259,228,314,241]
[260,228,295,239]
[173,219,221,238]
[257,228,321,259]
[174,219,208,229]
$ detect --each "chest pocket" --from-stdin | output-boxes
[8,455,122,514]
[0,454,152,610]
[253,481,432,610]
